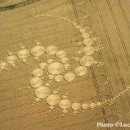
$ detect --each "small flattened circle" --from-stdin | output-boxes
[18,49,30,59]
[82,46,94,56]
[59,99,71,109]
[60,57,69,64]
[71,102,81,111]
[82,103,89,110]
[35,86,50,99]
[32,68,43,77]
[64,72,75,82]
[64,63,70,69]
[83,38,93,46]
[48,62,64,75]
[89,102,96,109]
[80,56,94,67]
[82,33,90,39]
[54,75,64,82]
[30,77,43,88]
[48,74,54,79]
[0,62,8,70]
[56,50,67,59]
[47,59,54,64]
[39,62,48,69]
[75,66,87,76]
[46,94,60,105]
[7,55,18,64]
[45,45,58,55]
[31,45,44,57]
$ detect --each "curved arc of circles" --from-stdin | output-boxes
[35,14,78,27]
[31,14,97,113]
[0,93,120,123]
[1,14,130,114]
[29,14,130,113]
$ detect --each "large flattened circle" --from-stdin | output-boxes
[48,62,64,75]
